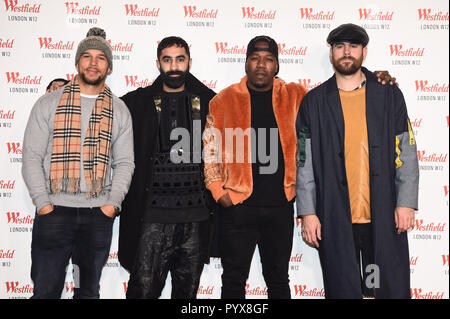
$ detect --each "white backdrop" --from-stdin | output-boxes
[0,0,448,299]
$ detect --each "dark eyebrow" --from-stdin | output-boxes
[161,55,186,59]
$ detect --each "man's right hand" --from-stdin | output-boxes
[301,214,322,248]
[38,204,53,216]
[218,193,233,208]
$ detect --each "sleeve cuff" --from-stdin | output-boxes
[207,181,227,202]
[34,194,52,213]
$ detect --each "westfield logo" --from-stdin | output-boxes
[245,283,267,296]
[298,79,322,90]
[290,253,303,263]
[410,118,423,128]
[444,186,448,198]
[411,288,444,299]
[299,8,335,20]
[358,8,394,20]
[202,80,217,89]
[418,9,449,21]
[108,40,134,52]
[412,219,446,232]
[241,7,276,19]
[0,110,15,119]
[38,37,74,50]
[0,180,15,189]
[3,0,41,12]
[0,249,15,258]
[0,38,14,48]
[293,284,325,297]
[414,80,449,93]
[5,72,42,85]
[65,281,74,293]
[6,142,21,154]
[124,75,153,88]
[109,251,118,260]
[124,4,160,17]
[442,255,449,266]
[6,212,33,224]
[65,2,101,15]
[5,282,33,294]
[389,45,424,57]
[183,6,218,18]
[197,285,214,295]
[417,150,448,163]
[278,43,307,56]
[214,42,246,54]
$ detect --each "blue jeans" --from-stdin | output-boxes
[30,206,114,299]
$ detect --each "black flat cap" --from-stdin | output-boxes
[327,23,369,47]
[246,35,279,61]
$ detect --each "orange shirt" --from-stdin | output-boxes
[339,86,371,224]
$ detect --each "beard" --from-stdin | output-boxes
[160,68,189,89]
[332,54,364,76]
[78,70,107,86]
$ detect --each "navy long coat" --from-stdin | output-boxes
[297,67,412,298]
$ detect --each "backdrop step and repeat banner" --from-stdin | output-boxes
[0,0,448,299]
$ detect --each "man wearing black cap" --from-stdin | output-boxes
[203,36,308,298]
[296,23,419,298]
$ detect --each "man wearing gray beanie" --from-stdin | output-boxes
[75,27,113,72]
[22,27,134,299]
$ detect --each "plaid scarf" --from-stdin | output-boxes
[50,76,113,198]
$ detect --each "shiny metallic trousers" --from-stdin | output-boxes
[126,222,205,299]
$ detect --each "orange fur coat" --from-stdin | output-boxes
[203,76,307,205]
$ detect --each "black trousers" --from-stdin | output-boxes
[352,223,376,298]
[126,222,205,299]
[219,203,294,299]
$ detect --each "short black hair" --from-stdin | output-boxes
[157,36,190,60]
[46,78,69,91]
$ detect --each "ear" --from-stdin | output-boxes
[189,58,192,70]
[363,46,368,61]
[156,59,161,71]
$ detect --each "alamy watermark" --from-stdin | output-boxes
[170,120,280,174]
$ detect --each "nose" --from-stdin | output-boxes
[89,57,98,66]
[169,59,178,71]
[256,57,266,69]
[343,44,351,56]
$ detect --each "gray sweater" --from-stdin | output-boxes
[22,87,135,212]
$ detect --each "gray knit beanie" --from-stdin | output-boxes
[75,27,113,71]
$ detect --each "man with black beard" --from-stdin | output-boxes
[118,36,216,299]
[296,24,419,298]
